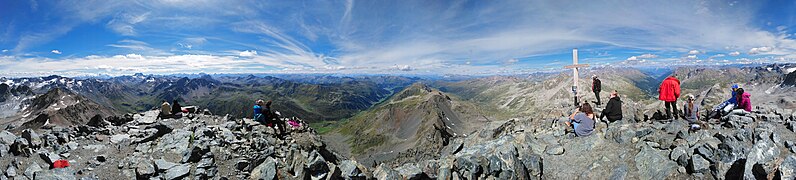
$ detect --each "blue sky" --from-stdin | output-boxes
[0,0,795,76]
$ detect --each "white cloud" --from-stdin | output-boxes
[239,50,258,57]
[729,51,741,56]
[686,55,697,59]
[748,46,773,55]
[51,50,62,54]
[394,65,413,71]
[638,54,658,59]
[688,50,700,55]
[626,56,638,61]
[1,49,7,53]
[506,59,518,64]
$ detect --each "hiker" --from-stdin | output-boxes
[171,100,183,118]
[735,88,752,112]
[159,100,171,119]
[592,75,602,106]
[253,100,265,123]
[683,94,702,130]
[710,84,742,117]
[599,90,622,122]
[263,100,286,136]
[683,94,700,123]
[659,75,681,120]
[565,103,595,137]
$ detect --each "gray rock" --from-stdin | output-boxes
[234,160,249,171]
[436,167,452,180]
[690,155,710,174]
[780,155,796,179]
[395,163,426,180]
[155,159,178,172]
[744,139,779,179]
[250,157,276,180]
[545,144,564,155]
[24,162,42,178]
[634,145,676,180]
[34,168,76,180]
[0,131,15,145]
[520,153,543,178]
[109,134,130,144]
[163,163,190,180]
[373,164,400,180]
[338,160,365,179]
[38,150,62,165]
[0,144,8,157]
[608,164,628,180]
[10,138,30,156]
[6,164,16,177]
[454,155,482,180]
[21,129,41,148]
[135,160,155,178]
[305,150,329,180]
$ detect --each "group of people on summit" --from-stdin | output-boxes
[567,74,753,137]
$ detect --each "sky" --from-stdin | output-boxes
[0,0,795,77]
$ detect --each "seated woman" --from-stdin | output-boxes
[566,103,595,137]
[735,88,752,112]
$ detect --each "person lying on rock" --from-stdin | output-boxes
[709,84,741,118]
[599,90,622,122]
[566,103,595,137]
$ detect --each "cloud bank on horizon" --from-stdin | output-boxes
[0,0,795,76]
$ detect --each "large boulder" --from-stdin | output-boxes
[372,164,400,180]
[0,130,16,145]
[780,155,796,179]
[21,129,41,148]
[163,163,190,180]
[34,168,76,180]
[634,145,676,180]
[305,150,329,180]
[394,163,427,180]
[338,160,366,179]
[250,157,277,180]
[744,139,779,179]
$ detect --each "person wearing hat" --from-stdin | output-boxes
[682,94,700,123]
[592,75,602,106]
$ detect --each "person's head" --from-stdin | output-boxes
[580,103,593,115]
[266,100,272,107]
[592,75,598,79]
[731,84,741,91]
[172,99,178,104]
[256,99,264,106]
[736,88,744,98]
[686,94,695,102]
[610,90,618,98]
[163,100,168,103]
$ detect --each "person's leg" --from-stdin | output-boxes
[672,100,679,120]
[665,102,672,119]
[595,91,601,105]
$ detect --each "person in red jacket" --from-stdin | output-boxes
[659,75,681,120]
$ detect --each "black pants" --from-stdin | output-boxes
[594,91,601,105]
[665,101,678,120]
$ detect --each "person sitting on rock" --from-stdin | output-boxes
[599,90,622,122]
[159,100,171,119]
[253,100,265,123]
[263,100,287,136]
[735,88,752,112]
[171,100,183,118]
[566,102,595,137]
[710,84,741,118]
[683,94,700,123]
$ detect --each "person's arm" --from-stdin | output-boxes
[569,111,578,120]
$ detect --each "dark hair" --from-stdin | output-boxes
[580,103,593,114]
[163,100,167,102]
[736,88,744,95]
[173,100,178,104]
[266,100,272,107]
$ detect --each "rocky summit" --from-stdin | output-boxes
[0,103,793,179]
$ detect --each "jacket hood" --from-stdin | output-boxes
[665,76,680,83]
[742,92,751,98]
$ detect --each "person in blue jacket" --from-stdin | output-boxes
[253,100,265,123]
